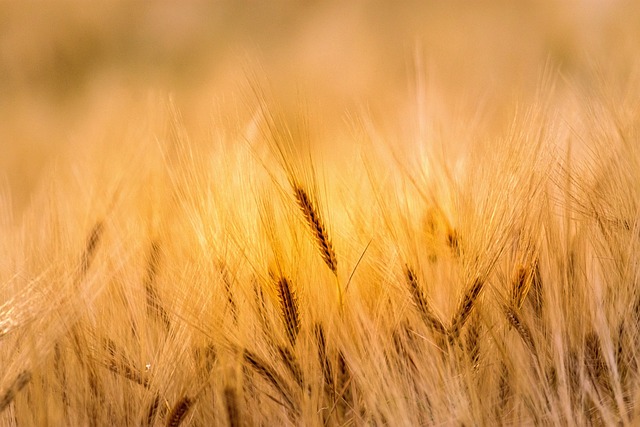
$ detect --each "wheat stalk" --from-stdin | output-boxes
[101,337,149,388]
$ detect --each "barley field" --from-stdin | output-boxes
[2,1,640,426]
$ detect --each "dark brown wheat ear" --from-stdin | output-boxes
[166,395,192,427]
[511,260,542,311]
[275,275,300,347]
[224,386,241,427]
[293,185,338,274]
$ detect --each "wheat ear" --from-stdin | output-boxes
[143,241,171,330]
[314,323,334,393]
[337,351,353,419]
[102,337,149,388]
[276,276,300,347]
[404,265,446,335]
[224,386,241,427]
[0,370,32,413]
[166,395,192,427]
[243,350,296,414]
[465,317,481,372]
[449,278,485,340]
[145,394,161,426]
[79,220,104,278]
[292,185,342,307]
[278,345,305,389]
[503,305,536,356]
[511,266,530,309]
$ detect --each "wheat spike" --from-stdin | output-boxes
[503,305,536,356]
[275,276,300,347]
[450,278,485,340]
[223,386,240,427]
[404,265,446,335]
[79,220,104,277]
[143,240,171,330]
[314,323,334,393]
[293,185,338,275]
[465,317,481,372]
[243,350,296,415]
[166,395,192,427]
[511,266,530,309]
[278,345,304,389]
[0,370,32,413]
[145,395,161,426]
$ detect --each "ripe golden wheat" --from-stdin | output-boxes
[2,3,640,426]
[2,82,640,425]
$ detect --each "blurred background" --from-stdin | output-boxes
[1,0,639,216]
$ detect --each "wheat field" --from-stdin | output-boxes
[2,1,640,426]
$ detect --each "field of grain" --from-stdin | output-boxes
[2,1,640,425]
